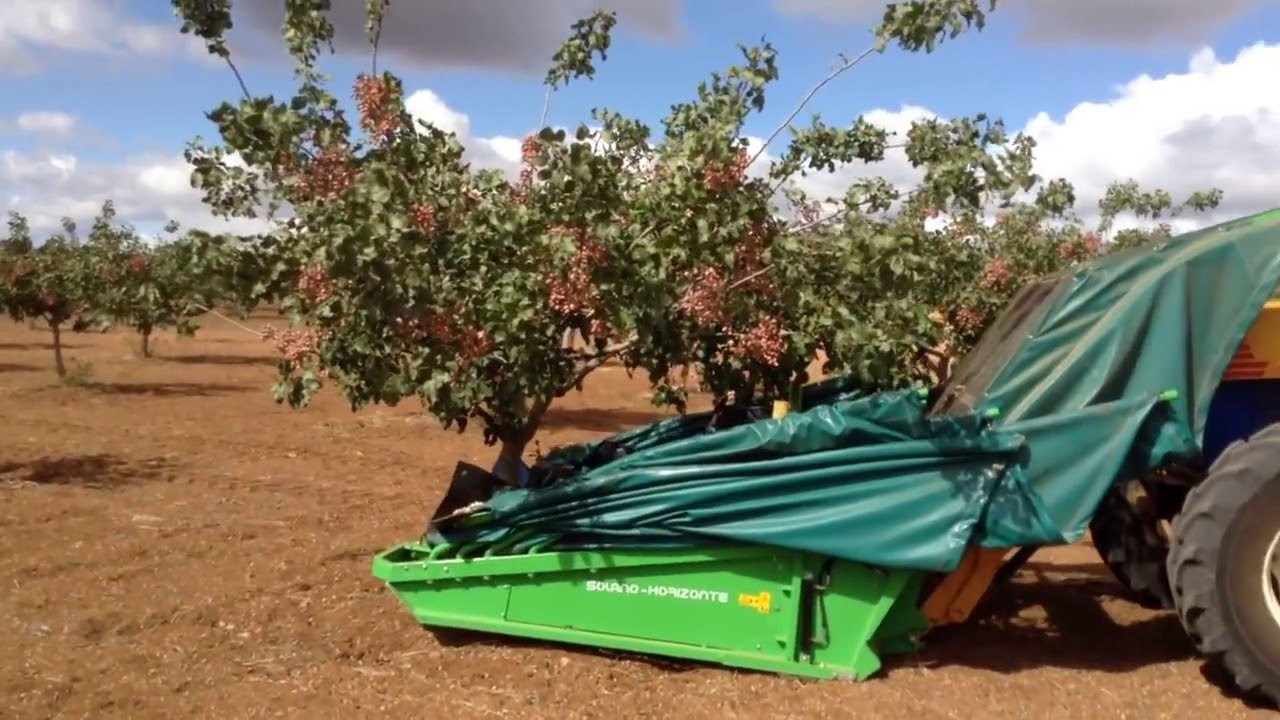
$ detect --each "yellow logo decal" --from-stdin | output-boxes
[738,591,772,614]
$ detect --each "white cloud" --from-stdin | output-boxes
[1,111,76,136]
[404,90,473,139]
[753,42,1280,231]
[0,150,270,239]
[405,89,524,172]
[771,0,1275,48]
[0,0,209,75]
[136,163,195,198]
[0,87,525,239]
[1024,42,1280,224]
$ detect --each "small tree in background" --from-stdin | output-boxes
[0,212,97,377]
[83,202,218,357]
[917,181,1223,371]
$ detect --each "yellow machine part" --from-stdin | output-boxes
[920,546,1013,626]
[1226,299,1280,380]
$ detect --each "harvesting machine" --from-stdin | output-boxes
[372,208,1280,705]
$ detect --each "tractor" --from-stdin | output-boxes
[1090,285,1280,703]
[372,207,1280,707]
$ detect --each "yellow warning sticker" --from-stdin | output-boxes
[737,591,772,614]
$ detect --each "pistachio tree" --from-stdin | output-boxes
[182,229,303,317]
[167,0,1213,479]
[0,213,97,377]
[82,202,219,357]
[918,182,1223,366]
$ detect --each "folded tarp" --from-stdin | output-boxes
[427,208,1280,573]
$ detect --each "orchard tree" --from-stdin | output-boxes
[83,202,219,357]
[168,0,1216,480]
[915,181,1223,370]
[183,229,302,317]
[0,213,96,377]
[0,213,34,316]
[1098,181,1224,252]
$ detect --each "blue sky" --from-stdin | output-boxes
[2,0,1278,236]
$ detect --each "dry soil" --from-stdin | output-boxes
[0,316,1275,719]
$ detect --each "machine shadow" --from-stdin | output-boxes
[904,574,1192,674]
[890,560,1275,709]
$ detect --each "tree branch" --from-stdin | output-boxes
[470,405,496,426]
[920,347,950,362]
[370,2,387,74]
[725,264,774,292]
[749,45,878,167]
[558,338,636,397]
[223,56,252,100]
[785,209,843,234]
[538,87,553,131]
[190,302,264,337]
[567,338,634,363]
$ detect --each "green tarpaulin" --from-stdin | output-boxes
[427,208,1280,573]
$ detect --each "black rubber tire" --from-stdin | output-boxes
[1167,423,1280,707]
[1089,480,1175,610]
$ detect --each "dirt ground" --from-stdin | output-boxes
[0,315,1274,720]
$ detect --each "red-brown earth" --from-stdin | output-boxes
[0,315,1274,719]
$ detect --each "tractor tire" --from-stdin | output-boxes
[1167,423,1280,707]
[1089,479,1174,610]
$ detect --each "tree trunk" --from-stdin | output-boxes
[488,398,551,486]
[141,328,152,358]
[484,344,625,485]
[491,441,530,486]
[51,321,65,378]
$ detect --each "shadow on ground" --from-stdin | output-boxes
[163,354,278,367]
[0,342,80,351]
[0,454,175,488]
[907,566,1277,709]
[1197,655,1278,710]
[910,576,1191,674]
[541,407,671,433]
[0,362,39,372]
[75,381,249,397]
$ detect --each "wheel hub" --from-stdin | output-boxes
[1265,529,1280,630]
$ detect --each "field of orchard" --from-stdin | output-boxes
[2,0,1276,717]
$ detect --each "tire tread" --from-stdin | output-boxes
[1167,424,1280,706]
